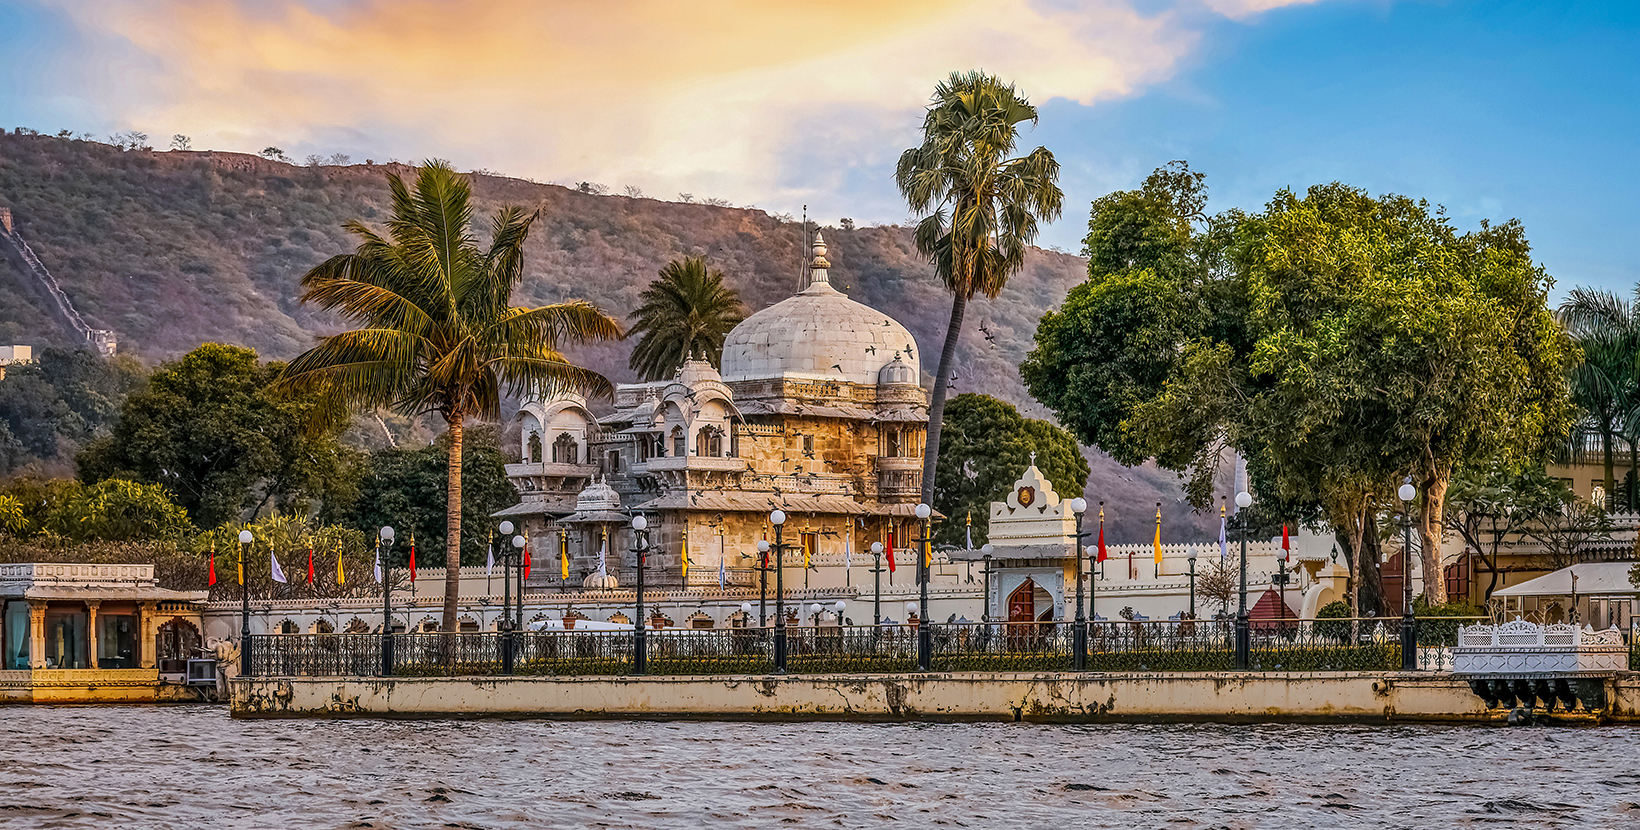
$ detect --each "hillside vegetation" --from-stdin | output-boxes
[0,132,1211,540]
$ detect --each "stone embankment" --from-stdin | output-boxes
[231,673,1640,723]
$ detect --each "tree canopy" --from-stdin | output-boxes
[77,343,355,528]
[627,256,745,380]
[1028,166,1575,610]
[930,393,1089,548]
[0,347,146,476]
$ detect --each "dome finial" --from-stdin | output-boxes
[802,229,837,294]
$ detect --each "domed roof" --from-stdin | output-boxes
[720,231,921,386]
[878,356,917,387]
[574,479,621,513]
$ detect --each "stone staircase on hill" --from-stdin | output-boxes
[0,205,116,356]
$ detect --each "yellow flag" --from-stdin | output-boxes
[237,539,245,586]
[1153,504,1163,564]
[681,533,690,581]
[802,534,811,570]
[559,532,569,581]
[337,544,345,585]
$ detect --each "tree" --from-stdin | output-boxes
[1558,288,1640,509]
[1196,557,1236,616]
[44,478,193,542]
[260,147,289,162]
[896,70,1063,506]
[342,427,518,565]
[0,494,23,535]
[77,343,353,527]
[627,257,745,380]
[275,161,622,632]
[930,394,1089,548]
[0,347,146,474]
[171,134,190,151]
[1444,464,1562,602]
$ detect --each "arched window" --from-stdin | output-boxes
[696,426,724,458]
[527,433,543,463]
[552,432,578,463]
[671,426,686,457]
[885,428,902,457]
[344,617,371,634]
[606,450,621,474]
[277,619,300,635]
[156,619,201,662]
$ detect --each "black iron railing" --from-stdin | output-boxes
[242,617,1478,678]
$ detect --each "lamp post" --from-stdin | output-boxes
[833,600,846,627]
[378,525,395,677]
[1398,478,1418,672]
[1233,491,1251,670]
[756,540,770,629]
[238,529,253,678]
[771,510,788,673]
[870,541,885,628]
[1186,545,1198,619]
[1069,497,1088,671]
[499,521,515,632]
[504,531,524,675]
[810,602,823,632]
[512,534,526,635]
[914,502,933,672]
[631,515,649,675]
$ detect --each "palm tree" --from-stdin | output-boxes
[277,161,623,631]
[1560,288,1640,510]
[895,71,1063,505]
[627,257,745,380]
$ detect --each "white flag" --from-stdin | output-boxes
[718,555,726,589]
[1218,512,1228,563]
[844,532,853,570]
[966,523,973,551]
[486,541,494,578]
[373,547,382,584]
[596,535,608,578]
[270,550,288,584]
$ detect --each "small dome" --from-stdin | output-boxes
[583,571,618,590]
[878,357,917,387]
[675,355,722,387]
[720,230,921,386]
[574,479,621,513]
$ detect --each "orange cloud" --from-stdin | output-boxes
[43,0,1327,220]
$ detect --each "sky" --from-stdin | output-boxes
[1,0,1636,292]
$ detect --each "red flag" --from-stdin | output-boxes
[409,536,417,583]
[1281,524,1290,561]
[524,542,532,579]
[886,531,896,573]
[306,545,315,585]
[208,547,217,586]
[1096,511,1108,562]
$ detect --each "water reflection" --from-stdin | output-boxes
[0,707,1636,829]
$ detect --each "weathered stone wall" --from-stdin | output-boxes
[225,672,1632,724]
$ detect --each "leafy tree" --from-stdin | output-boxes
[77,343,354,527]
[627,257,745,380]
[260,147,289,161]
[171,134,190,151]
[930,393,1089,548]
[1558,288,1640,509]
[275,161,621,631]
[896,70,1063,506]
[1442,464,1577,601]
[43,478,193,542]
[342,427,518,567]
[0,494,23,535]
[0,347,147,474]
[195,515,374,600]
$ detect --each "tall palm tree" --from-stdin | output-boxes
[627,257,745,380]
[1560,288,1640,509]
[896,71,1063,505]
[277,161,623,631]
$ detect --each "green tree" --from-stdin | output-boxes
[896,71,1063,506]
[77,343,353,527]
[930,394,1090,548]
[43,478,193,542]
[0,494,23,535]
[342,427,518,567]
[627,256,745,380]
[0,347,146,474]
[1443,463,1593,602]
[275,161,621,631]
[1558,288,1640,509]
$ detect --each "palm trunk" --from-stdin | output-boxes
[443,413,464,633]
[919,292,967,506]
[1601,418,1616,507]
[1627,436,1638,512]
[1419,473,1448,605]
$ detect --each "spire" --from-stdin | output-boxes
[801,230,840,295]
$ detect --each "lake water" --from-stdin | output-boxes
[1,706,1637,829]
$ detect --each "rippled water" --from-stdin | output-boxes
[2,707,1638,829]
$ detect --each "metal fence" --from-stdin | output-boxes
[243,616,1477,678]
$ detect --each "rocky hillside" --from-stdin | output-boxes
[0,132,1212,540]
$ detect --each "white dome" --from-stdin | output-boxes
[720,231,920,386]
[878,357,917,387]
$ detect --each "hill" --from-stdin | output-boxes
[0,131,1213,540]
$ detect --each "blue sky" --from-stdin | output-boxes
[1,0,1635,293]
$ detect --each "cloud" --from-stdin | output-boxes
[36,0,1325,222]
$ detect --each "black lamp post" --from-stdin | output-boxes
[1068,497,1089,671]
[631,515,649,675]
[499,521,515,631]
[1233,490,1251,670]
[914,503,933,672]
[771,509,788,673]
[1398,477,1418,672]
[377,525,395,677]
[512,533,526,635]
[870,541,885,628]
[238,529,252,678]
[1187,546,1198,619]
[756,539,771,629]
